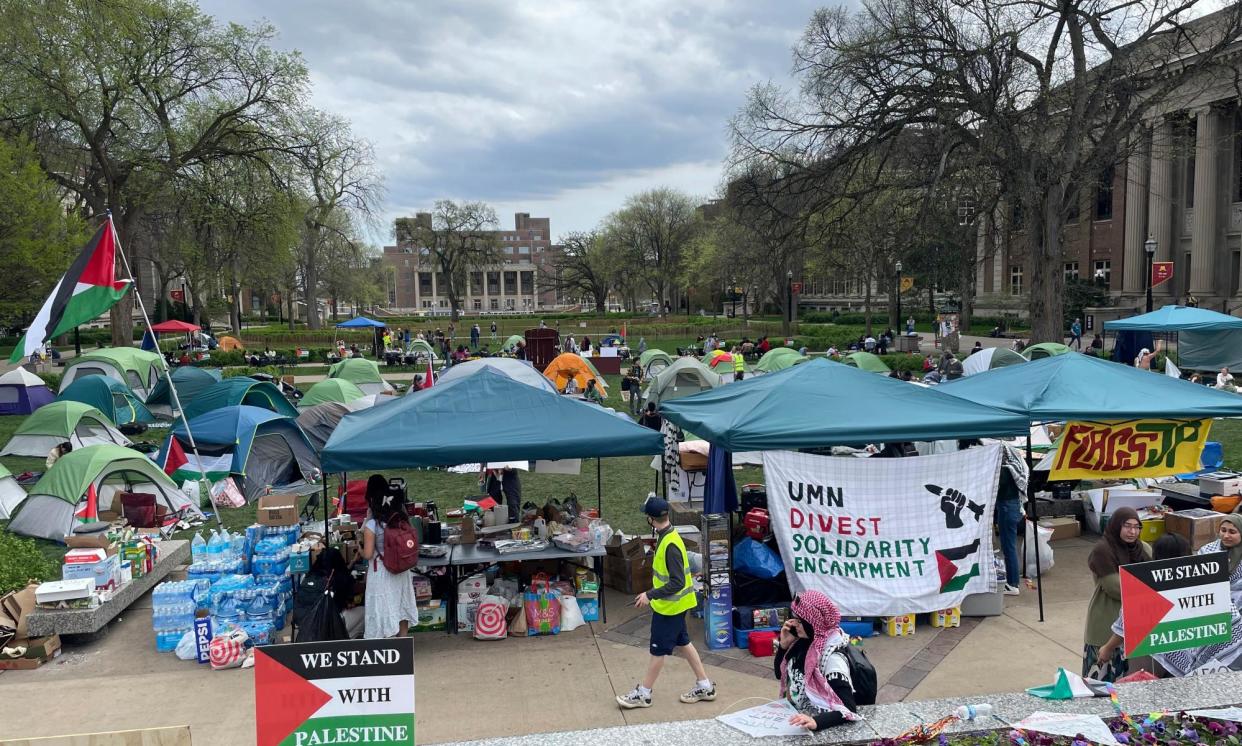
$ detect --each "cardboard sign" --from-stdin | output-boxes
[1013,712,1120,746]
[255,637,415,746]
[717,700,809,738]
[1050,419,1211,480]
[1121,551,1231,657]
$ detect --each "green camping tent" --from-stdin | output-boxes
[639,349,674,376]
[300,378,367,409]
[842,351,891,373]
[755,347,807,373]
[0,463,26,520]
[644,357,720,406]
[182,377,300,421]
[961,347,1027,377]
[0,401,129,457]
[1022,342,1072,360]
[408,339,438,360]
[328,358,394,396]
[8,444,200,542]
[60,347,163,400]
[57,376,154,426]
[502,335,524,353]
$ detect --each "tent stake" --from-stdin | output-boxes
[1027,434,1044,622]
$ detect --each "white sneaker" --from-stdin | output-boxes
[1003,583,1020,596]
[616,686,652,709]
[679,682,716,703]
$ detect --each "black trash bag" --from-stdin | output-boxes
[294,572,348,643]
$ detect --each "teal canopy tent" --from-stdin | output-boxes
[322,368,663,472]
[658,358,1028,452]
[937,352,1242,421]
[1104,305,1242,371]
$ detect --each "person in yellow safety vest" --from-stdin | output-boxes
[731,346,745,381]
[617,496,716,709]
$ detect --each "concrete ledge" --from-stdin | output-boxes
[26,540,189,638]
[442,670,1242,745]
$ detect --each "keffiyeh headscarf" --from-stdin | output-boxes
[781,591,858,721]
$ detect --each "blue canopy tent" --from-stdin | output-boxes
[161,405,319,501]
[1104,305,1242,371]
[937,351,1242,619]
[181,377,300,421]
[334,316,387,328]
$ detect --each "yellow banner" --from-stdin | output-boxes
[1050,419,1211,480]
[900,277,915,292]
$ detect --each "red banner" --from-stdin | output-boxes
[170,289,185,302]
[1151,262,1173,288]
[790,282,803,294]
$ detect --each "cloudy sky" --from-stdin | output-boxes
[197,0,826,239]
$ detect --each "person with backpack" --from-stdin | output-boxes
[361,475,420,638]
[775,590,868,730]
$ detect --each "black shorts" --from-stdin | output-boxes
[649,610,690,656]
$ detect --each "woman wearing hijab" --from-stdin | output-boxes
[775,591,858,731]
[1084,507,1150,680]
[1199,514,1242,606]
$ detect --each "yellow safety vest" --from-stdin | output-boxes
[651,530,697,615]
[733,355,745,373]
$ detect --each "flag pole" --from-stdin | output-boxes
[107,212,222,529]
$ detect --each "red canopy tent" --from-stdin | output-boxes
[150,320,199,333]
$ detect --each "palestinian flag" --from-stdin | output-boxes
[255,638,415,746]
[74,483,99,523]
[10,218,132,362]
[935,539,981,593]
[1026,668,1111,699]
[162,437,232,483]
[422,360,434,390]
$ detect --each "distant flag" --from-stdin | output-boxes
[423,360,435,390]
[1166,359,1182,379]
[163,437,189,476]
[74,482,99,523]
[10,217,132,363]
[621,323,627,341]
[161,436,231,482]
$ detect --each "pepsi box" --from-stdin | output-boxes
[704,585,734,650]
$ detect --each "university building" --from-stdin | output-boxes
[382,212,562,314]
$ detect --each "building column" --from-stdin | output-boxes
[430,271,437,304]
[1192,105,1223,296]
[413,269,421,309]
[1122,129,1150,294]
[1147,117,1175,296]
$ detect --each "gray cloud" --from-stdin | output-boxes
[198,0,827,234]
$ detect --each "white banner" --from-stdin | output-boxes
[762,446,1002,616]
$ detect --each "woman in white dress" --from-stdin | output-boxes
[361,475,420,638]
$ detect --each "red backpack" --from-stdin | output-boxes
[379,511,420,574]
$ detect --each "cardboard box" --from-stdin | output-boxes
[62,552,119,591]
[64,535,119,555]
[605,535,646,559]
[882,615,915,637]
[457,601,480,633]
[931,607,961,628]
[414,600,447,631]
[0,635,61,670]
[1165,509,1228,551]
[603,554,653,594]
[256,494,299,526]
[1200,473,1242,496]
[679,448,708,472]
[1038,516,1082,542]
[704,585,733,650]
[670,500,704,527]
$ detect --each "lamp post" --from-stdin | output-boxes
[1144,235,1157,313]
[730,277,737,318]
[786,269,794,331]
[895,260,903,330]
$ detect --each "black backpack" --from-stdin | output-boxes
[841,644,878,706]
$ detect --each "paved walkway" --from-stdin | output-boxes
[0,537,1095,744]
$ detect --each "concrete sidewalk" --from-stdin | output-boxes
[0,537,1094,745]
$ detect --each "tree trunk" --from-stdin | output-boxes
[928,285,935,316]
[959,256,975,334]
[286,290,295,331]
[303,235,321,330]
[1028,195,1066,343]
[864,279,873,336]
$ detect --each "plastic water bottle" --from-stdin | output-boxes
[954,704,994,720]
[207,530,222,559]
[191,532,207,563]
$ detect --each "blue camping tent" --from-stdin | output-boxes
[145,367,222,417]
[658,358,1028,452]
[181,377,299,421]
[321,368,663,472]
[57,376,154,426]
[161,405,319,501]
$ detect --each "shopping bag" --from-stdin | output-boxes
[208,627,250,670]
[1023,522,1056,577]
[733,537,783,579]
[208,478,246,509]
[560,595,585,632]
[294,572,348,643]
[474,595,509,641]
[508,606,527,636]
[524,574,561,636]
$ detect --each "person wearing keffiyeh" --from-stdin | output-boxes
[776,591,859,730]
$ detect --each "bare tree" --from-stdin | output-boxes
[548,231,617,313]
[395,201,501,322]
[604,189,701,314]
[735,0,1242,341]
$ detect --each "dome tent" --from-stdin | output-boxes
[638,349,674,377]
[297,402,351,451]
[1022,342,1072,360]
[542,352,608,397]
[408,339,439,360]
[181,377,300,421]
[57,375,154,426]
[501,334,524,353]
[962,347,1028,377]
[0,401,130,457]
[842,351,891,373]
[0,368,54,415]
[8,444,201,542]
[755,347,806,374]
[644,356,720,407]
[435,358,559,394]
[161,405,319,502]
[328,358,394,396]
[144,367,222,418]
[60,347,162,401]
[300,379,367,409]
[0,463,27,520]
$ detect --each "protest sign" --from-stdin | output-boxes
[1121,551,1231,657]
[1050,419,1210,480]
[763,446,1000,616]
[1013,712,1120,746]
[716,700,808,738]
[255,637,415,746]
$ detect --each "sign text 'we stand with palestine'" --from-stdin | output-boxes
[1121,552,1231,658]
[255,637,415,746]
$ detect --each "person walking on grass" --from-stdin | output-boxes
[617,496,715,709]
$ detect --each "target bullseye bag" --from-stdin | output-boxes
[474,594,509,640]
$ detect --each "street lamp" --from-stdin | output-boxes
[895,260,903,329]
[730,277,737,318]
[786,269,794,329]
[1144,235,1157,313]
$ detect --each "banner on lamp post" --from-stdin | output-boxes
[1152,261,1174,288]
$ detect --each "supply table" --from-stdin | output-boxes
[27,539,189,639]
[443,543,608,634]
